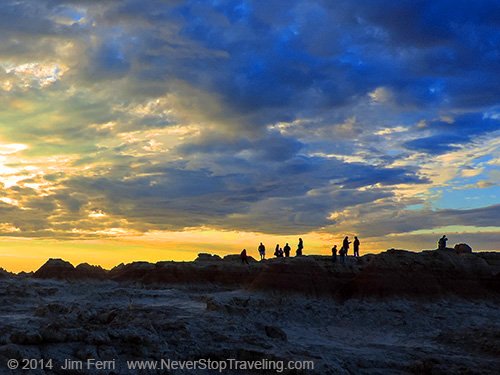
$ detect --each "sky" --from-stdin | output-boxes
[0,0,499,272]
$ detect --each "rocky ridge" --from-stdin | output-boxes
[29,249,500,300]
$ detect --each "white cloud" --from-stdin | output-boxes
[368,86,393,104]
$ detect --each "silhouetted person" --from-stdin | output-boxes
[296,238,303,256]
[353,236,360,257]
[438,235,448,250]
[258,242,266,260]
[339,246,346,265]
[342,236,351,256]
[283,243,291,257]
[240,249,249,264]
[274,244,280,257]
[278,248,284,257]
[332,245,338,263]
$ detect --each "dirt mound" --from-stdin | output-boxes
[454,243,473,254]
[195,253,222,262]
[33,259,75,279]
[33,259,109,280]
[74,263,108,279]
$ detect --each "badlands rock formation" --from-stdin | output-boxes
[32,249,500,300]
[0,249,498,374]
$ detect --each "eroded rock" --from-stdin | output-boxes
[454,243,473,254]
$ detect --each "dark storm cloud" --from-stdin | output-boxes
[178,132,304,162]
[404,114,500,155]
[4,0,500,116]
[86,41,131,80]
[5,0,497,129]
[153,0,500,117]
[404,134,464,155]
[54,149,427,234]
[0,1,58,36]
[440,204,500,228]
[337,202,500,238]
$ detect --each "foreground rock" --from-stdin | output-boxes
[30,250,500,300]
[0,276,498,374]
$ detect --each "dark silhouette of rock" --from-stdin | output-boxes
[248,257,348,296]
[454,243,472,254]
[74,263,107,279]
[28,250,500,300]
[340,249,498,300]
[109,259,256,286]
[0,267,13,278]
[477,252,500,268]
[433,247,455,252]
[223,254,257,263]
[249,250,500,300]
[17,271,33,278]
[33,259,107,280]
[195,253,222,262]
[33,259,75,279]
[109,261,156,281]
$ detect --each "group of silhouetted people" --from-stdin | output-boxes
[241,234,458,265]
[258,239,303,259]
[241,238,304,263]
[331,236,360,264]
[241,236,362,265]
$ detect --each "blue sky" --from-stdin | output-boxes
[0,0,498,258]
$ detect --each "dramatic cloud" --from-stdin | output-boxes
[0,0,498,253]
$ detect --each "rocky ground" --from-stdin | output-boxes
[0,250,499,374]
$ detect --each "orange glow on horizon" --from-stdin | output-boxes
[0,229,384,273]
[1,227,496,273]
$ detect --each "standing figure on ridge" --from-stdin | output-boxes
[438,235,448,250]
[342,236,351,256]
[240,249,249,265]
[283,243,291,257]
[339,246,346,265]
[296,238,303,256]
[353,236,360,257]
[332,245,338,263]
[258,242,266,260]
[274,244,280,257]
